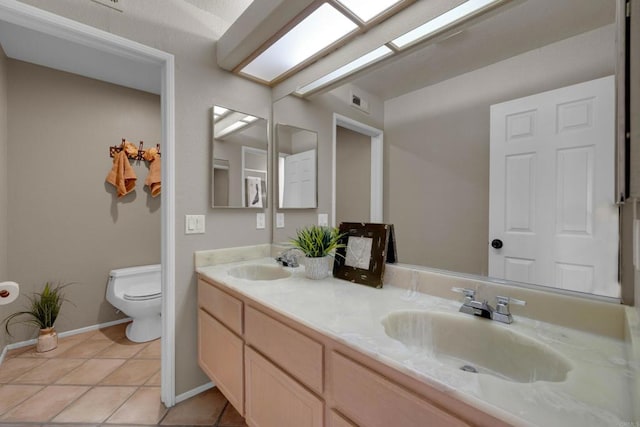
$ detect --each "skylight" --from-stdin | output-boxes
[392,0,501,49]
[240,3,358,83]
[336,0,403,23]
[296,46,393,95]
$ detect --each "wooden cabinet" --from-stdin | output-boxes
[245,346,324,427]
[330,352,468,427]
[198,309,244,415]
[198,278,242,335]
[245,305,323,394]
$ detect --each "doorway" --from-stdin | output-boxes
[332,113,383,227]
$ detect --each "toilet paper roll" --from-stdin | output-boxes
[0,281,19,305]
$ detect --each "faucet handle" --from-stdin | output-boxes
[495,296,526,314]
[451,287,476,303]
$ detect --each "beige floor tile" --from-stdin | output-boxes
[100,359,160,386]
[58,339,114,358]
[0,357,47,383]
[218,402,248,427]
[4,346,33,359]
[91,322,129,341]
[19,335,86,359]
[134,338,161,359]
[96,338,147,359]
[52,386,137,423]
[13,358,85,384]
[0,385,88,422]
[145,370,161,386]
[160,387,227,425]
[105,387,167,425]
[0,385,44,415]
[55,358,127,385]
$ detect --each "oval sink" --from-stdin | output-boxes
[381,310,571,383]
[227,264,291,281]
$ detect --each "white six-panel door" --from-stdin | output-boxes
[283,149,317,208]
[489,76,619,297]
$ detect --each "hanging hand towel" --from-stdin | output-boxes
[144,153,161,198]
[105,150,137,197]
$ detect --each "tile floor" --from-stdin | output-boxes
[0,322,247,426]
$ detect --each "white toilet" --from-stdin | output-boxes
[106,264,161,343]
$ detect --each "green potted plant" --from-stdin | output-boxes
[291,225,345,279]
[3,282,72,353]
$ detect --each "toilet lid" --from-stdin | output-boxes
[123,282,161,301]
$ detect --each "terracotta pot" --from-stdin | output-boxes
[303,256,331,280]
[36,327,58,353]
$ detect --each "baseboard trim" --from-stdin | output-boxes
[0,317,132,364]
[175,382,214,404]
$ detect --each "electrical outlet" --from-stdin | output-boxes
[256,213,266,229]
[185,215,205,234]
[276,213,285,228]
[318,213,329,226]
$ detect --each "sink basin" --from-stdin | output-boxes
[227,264,291,281]
[381,310,571,383]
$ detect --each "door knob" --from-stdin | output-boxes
[491,239,503,249]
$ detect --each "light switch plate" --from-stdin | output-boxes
[185,214,205,234]
[276,213,285,228]
[256,213,266,229]
[318,213,329,226]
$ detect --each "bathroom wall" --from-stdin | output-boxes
[5,59,161,342]
[336,126,371,225]
[272,83,384,243]
[384,24,615,274]
[0,46,8,349]
[15,0,272,394]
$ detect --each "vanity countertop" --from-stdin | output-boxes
[197,258,638,427]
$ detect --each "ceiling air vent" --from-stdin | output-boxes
[350,91,370,114]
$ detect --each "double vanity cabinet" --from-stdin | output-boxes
[197,274,504,427]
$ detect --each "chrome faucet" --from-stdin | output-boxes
[452,287,525,324]
[275,248,301,268]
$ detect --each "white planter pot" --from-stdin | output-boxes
[303,256,331,280]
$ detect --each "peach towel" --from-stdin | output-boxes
[105,150,136,198]
[144,153,161,198]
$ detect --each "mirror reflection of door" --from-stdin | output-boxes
[336,126,371,225]
[276,125,318,209]
[213,159,230,206]
[489,76,618,297]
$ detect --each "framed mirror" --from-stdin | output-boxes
[276,124,318,209]
[212,105,268,208]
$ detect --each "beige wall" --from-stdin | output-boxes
[384,24,615,275]
[0,47,7,349]
[2,59,161,343]
[15,0,272,394]
[272,84,384,243]
[336,126,371,225]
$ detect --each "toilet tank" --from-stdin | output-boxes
[108,264,161,297]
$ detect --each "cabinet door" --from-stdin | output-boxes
[198,279,243,335]
[198,308,244,415]
[245,346,323,427]
[330,352,468,427]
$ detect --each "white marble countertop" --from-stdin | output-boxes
[197,257,637,427]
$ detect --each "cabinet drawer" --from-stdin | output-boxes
[198,278,242,335]
[198,309,244,415]
[245,346,323,427]
[330,352,468,427]
[245,306,323,394]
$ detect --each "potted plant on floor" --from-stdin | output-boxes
[291,225,346,280]
[2,282,72,352]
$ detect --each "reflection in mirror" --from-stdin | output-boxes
[276,124,318,209]
[212,105,268,208]
[275,0,622,299]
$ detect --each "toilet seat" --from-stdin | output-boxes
[123,282,161,301]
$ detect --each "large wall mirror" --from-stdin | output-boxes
[212,105,268,208]
[273,0,623,300]
[276,124,318,209]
